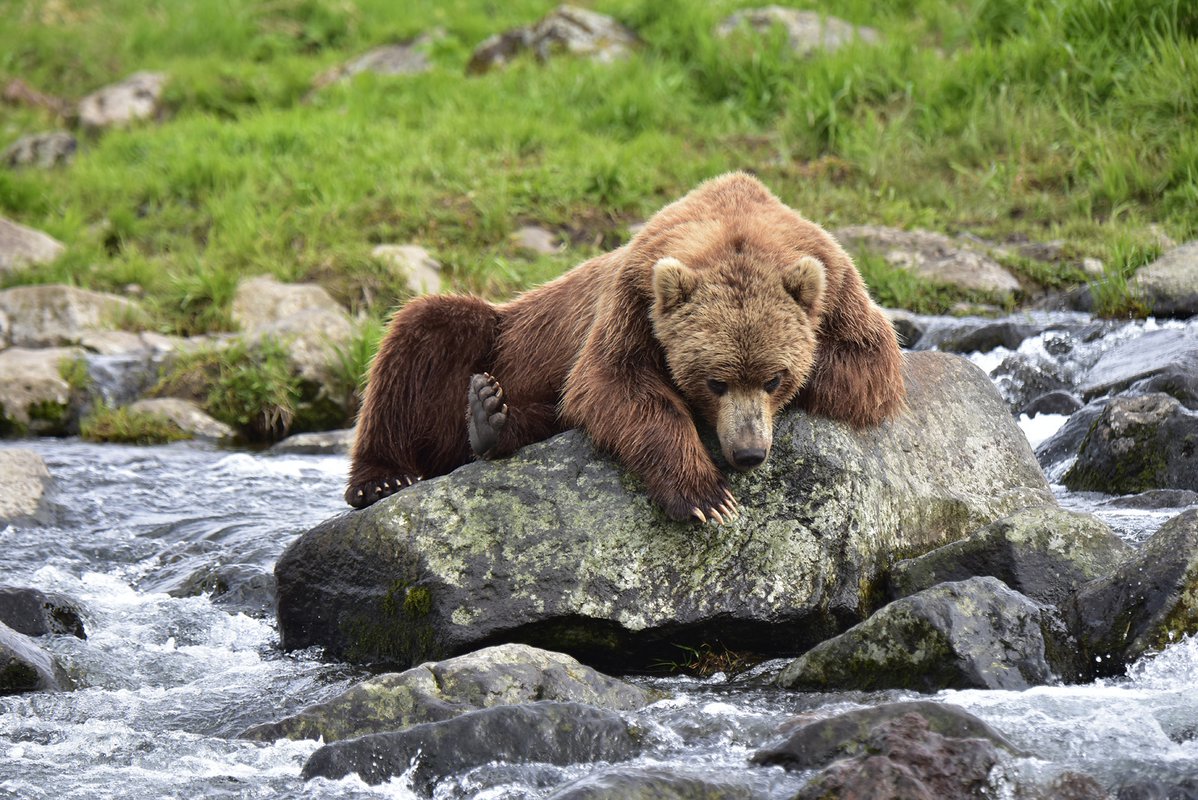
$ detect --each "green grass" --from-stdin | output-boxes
[80,403,192,445]
[1,0,1195,335]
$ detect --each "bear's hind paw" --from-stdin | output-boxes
[468,372,508,459]
[345,474,420,509]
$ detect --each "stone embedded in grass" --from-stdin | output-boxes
[1130,241,1198,319]
[3,132,76,169]
[716,7,880,57]
[0,347,83,437]
[468,5,638,74]
[0,217,65,274]
[371,244,442,296]
[0,449,55,524]
[77,71,167,130]
[512,225,562,255]
[126,398,235,441]
[0,586,86,639]
[230,275,346,333]
[313,34,439,88]
[0,284,146,348]
[0,621,73,695]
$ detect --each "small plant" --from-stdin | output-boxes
[57,356,91,395]
[80,404,192,445]
[329,314,386,414]
[651,642,760,678]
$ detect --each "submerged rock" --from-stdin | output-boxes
[1069,509,1198,678]
[0,217,65,274]
[242,643,652,742]
[889,507,1132,609]
[0,587,85,638]
[0,449,55,524]
[301,701,641,789]
[1130,241,1198,319]
[275,352,1054,668]
[716,7,880,57]
[77,71,166,130]
[547,766,766,800]
[777,577,1068,691]
[1,622,72,695]
[468,5,638,74]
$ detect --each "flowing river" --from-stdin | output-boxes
[2,313,1197,799]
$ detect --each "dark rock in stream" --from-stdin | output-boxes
[1080,330,1198,400]
[1129,368,1198,410]
[275,352,1055,669]
[1100,490,1198,510]
[1063,393,1198,494]
[242,643,652,742]
[170,563,275,616]
[1022,390,1083,418]
[546,766,766,800]
[1068,508,1198,679]
[1,622,73,695]
[777,577,1072,691]
[301,701,642,790]
[1036,400,1108,470]
[0,587,86,638]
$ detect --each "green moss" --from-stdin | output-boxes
[403,586,433,617]
[1064,415,1169,493]
[28,400,69,425]
[345,579,443,666]
[80,404,192,445]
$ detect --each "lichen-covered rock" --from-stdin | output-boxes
[1079,329,1198,399]
[301,701,641,789]
[1,622,72,695]
[547,766,766,800]
[1130,241,1198,319]
[1068,509,1198,678]
[0,347,83,436]
[777,577,1067,692]
[716,7,880,57]
[371,244,442,296]
[0,217,65,274]
[275,352,1054,668]
[77,71,166,129]
[3,132,76,169]
[269,428,355,455]
[0,284,145,348]
[835,226,1021,298]
[243,643,652,742]
[126,398,235,441]
[0,587,86,638]
[468,5,638,74]
[1063,393,1198,494]
[889,508,1132,609]
[0,450,54,524]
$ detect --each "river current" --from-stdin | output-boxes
[2,314,1197,799]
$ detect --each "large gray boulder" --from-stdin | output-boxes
[275,352,1054,668]
[77,71,166,130]
[0,347,83,436]
[0,284,145,348]
[716,7,880,57]
[0,218,65,274]
[242,643,653,742]
[1,622,72,695]
[0,449,54,524]
[1131,241,1198,318]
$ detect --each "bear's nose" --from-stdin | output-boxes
[732,448,767,469]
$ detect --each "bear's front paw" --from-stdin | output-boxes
[468,372,508,458]
[659,481,739,525]
[345,475,419,509]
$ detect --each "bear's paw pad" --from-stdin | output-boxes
[468,372,508,458]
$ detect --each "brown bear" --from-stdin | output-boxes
[346,172,905,522]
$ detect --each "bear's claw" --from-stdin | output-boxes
[468,372,508,458]
[345,474,420,509]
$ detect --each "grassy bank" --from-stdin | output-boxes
[2,0,1195,333]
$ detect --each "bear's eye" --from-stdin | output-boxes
[707,379,728,396]
[764,373,783,393]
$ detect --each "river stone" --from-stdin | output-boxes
[788,712,1003,800]
[230,275,345,333]
[0,347,82,436]
[0,622,72,695]
[1068,509,1198,679]
[1100,489,1198,510]
[777,577,1064,692]
[1130,241,1198,319]
[0,217,65,274]
[1080,329,1198,399]
[126,398,234,441]
[269,428,355,455]
[882,308,925,348]
[371,244,442,296]
[77,71,166,129]
[170,563,275,616]
[0,449,54,524]
[242,643,651,742]
[0,587,85,639]
[751,700,1021,771]
[0,284,145,348]
[716,7,880,56]
[467,5,638,74]
[546,766,766,800]
[1129,367,1198,410]
[301,701,641,788]
[1035,400,1107,471]
[275,352,1054,668]
[1022,390,1083,418]
[3,132,76,169]
[1063,393,1198,494]
[889,507,1132,610]
[835,226,1021,298]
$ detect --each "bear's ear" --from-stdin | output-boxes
[653,257,700,314]
[783,255,826,311]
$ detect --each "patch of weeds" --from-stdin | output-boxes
[854,252,984,314]
[329,314,385,416]
[80,403,191,445]
[57,355,91,395]
[1090,238,1160,318]
[651,642,761,678]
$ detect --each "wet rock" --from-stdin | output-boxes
[3,132,76,169]
[1100,490,1198,510]
[126,398,235,441]
[0,217,65,274]
[931,320,1041,354]
[371,244,442,296]
[1063,393,1198,494]
[1080,329,1198,400]
[547,766,763,800]
[513,225,562,255]
[269,428,355,455]
[242,643,652,742]
[275,352,1055,668]
[883,308,924,348]
[0,622,72,695]
[777,577,1066,691]
[1035,400,1107,470]
[1116,775,1198,800]
[468,5,638,74]
[1129,368,1198,410]
[301,701,641,788]
[0,347,83,436]
[0,587,86,638]
[0,284,145,348]
[1069,509,1198,679]
[1022,390,1083,418]
[836,226,1021,298]
[170,564,275,616]
[760,709,1006,800]
[751,700,1021,771]
[889,507,1132,610]
[77,71,166,130]
[1131,241,1198,319]
[716,7,880,56]
[314,35,437,88]
[0,449,54,524]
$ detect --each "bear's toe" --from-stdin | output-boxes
[345,474,419,509]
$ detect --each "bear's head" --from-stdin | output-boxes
[650,253,825,471]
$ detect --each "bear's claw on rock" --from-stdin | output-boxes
[468,372,508,459]
[345,474,420,509]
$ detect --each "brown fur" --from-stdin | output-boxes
[347,173,905,520]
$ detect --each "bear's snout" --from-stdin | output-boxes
[731,447,767,469]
